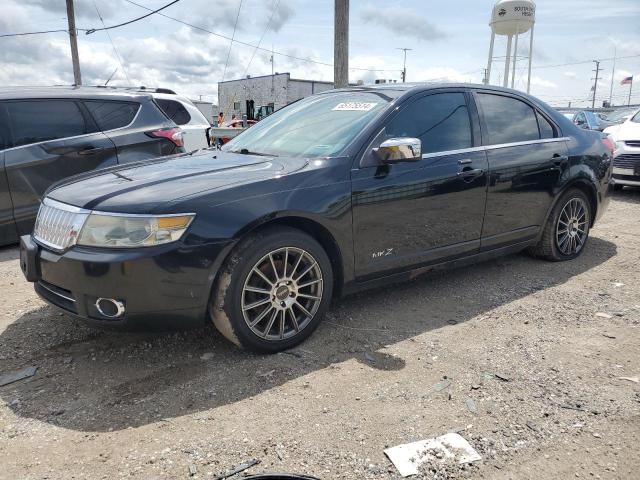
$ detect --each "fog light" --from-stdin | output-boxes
[95,298,125,318]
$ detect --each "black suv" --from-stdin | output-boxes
[0,86,186,246]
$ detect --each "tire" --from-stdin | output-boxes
[210,226,333,353]
[613,183,624,192]
[528,188,591,262]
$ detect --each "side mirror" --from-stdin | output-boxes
[373,137,422,164]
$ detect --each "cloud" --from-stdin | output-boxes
[530,76,557,88]
[360,5,446,42]
[564,71,577,78]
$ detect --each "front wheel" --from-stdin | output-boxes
[528,188,591,261]
[210,227,333,352]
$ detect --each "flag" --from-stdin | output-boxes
[621,76,633,85]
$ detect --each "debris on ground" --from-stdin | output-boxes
[433,379,451,392]
[0,366,37,387]
[465,397,477,414]
[618,376,639,383]
[200,352,214,361]
[384,432,481,477]
[595,312,613,319]
[214,459,260,480]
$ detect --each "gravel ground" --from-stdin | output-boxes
[1,190,639,480]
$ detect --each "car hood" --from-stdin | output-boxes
[605,120,640,140]
[48,150,309,213]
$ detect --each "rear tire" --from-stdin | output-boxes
[210,227,333,353]
[528,188,591,262]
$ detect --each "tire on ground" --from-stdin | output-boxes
[210,226,333,353]
[528,187,591,262]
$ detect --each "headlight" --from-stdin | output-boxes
[77,213,195,248]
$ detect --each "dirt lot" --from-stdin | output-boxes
[1,190,639,480]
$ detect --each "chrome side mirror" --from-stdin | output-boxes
[373,137,422,164]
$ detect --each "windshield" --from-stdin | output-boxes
[608,108,638,123]
[632,110,640,123]
[223,92,392,157]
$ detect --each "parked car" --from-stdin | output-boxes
[147,90,211,151]
[19,84,613,352]
[1,86,186,246]
[573,110,615,131]
[603,109,640,190]
[606,107,639,125]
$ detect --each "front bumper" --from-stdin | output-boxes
[19,235,232,330]
[611,143,640,186]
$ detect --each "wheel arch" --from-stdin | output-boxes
[544,178,599,232]
[217,214,345,301]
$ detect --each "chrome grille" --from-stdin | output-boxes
[33,198,90,251]
[613,154,640,169]
[624,140,640,148]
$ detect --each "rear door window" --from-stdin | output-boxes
[156,99,191,125]
[386,92,472,154]
[6,100,88,147]
[84,100,139,131]
[476,93,540,145]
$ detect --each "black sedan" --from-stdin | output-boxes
[19,84,613,352]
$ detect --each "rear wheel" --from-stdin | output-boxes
[528,188,591,261]
[210,227,333,352]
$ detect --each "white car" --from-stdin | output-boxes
[150,92,211,152]
[604,108,640,190]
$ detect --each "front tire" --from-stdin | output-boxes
[528,188,591,261]
[210,227,333,352]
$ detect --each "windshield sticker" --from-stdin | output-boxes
[332,102,378,111]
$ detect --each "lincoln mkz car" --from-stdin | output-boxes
[19,84,613,352]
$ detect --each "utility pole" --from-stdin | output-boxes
[334,0,349,89]
[609,45,617,106]
[591,60,602,109]
[482,68,488,85]
[66,0,82,86]
[396,48,412,82]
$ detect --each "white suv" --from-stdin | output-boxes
[150,92,211,151]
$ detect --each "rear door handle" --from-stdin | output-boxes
[78,146,105,155]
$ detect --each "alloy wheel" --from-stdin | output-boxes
[556,197,588,255]
[241,247,324,341]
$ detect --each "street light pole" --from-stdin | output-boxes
[397,47,412,82]
[334,0,349,88]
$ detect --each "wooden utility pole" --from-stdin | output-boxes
[334,0,349,88]
[66,0,82,85]
[591,60,602,109]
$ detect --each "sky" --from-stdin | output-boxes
[1,0,639,108]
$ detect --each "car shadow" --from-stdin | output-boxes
[0,245,19,264]
[0,237,617,432]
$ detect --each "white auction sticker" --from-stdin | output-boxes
[332,102,378,111]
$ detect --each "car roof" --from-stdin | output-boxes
[0,85,153,101]
[318,82,547,102]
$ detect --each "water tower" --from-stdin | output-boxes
[485,0,536,92]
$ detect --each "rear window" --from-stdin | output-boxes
[156,99,191,125]
[84,100,139,131]
[6,100,88,147]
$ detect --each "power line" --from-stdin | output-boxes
[0,29,71,38]
[93,0,131,85]
[242,0,280,77]
[122,0,399,73]
[85,0,180,35]
[221,0,243,82]
[533,54,640,70]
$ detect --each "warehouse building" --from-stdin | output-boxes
[217,72,334,121]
